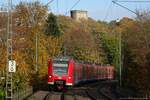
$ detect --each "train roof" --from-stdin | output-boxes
[53,56,112,66]
[53,56,71,62]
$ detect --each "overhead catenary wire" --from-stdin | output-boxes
[65,0,81,15]
[65,0,68,15]
[56,0,59,14]
[113,0,150,16]
[45,0,55,6]
[103,1,114,21]
[112,0,138,15]
[45,0,55,12]
[116,0,150,3]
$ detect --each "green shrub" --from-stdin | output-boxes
[0,89,4,100]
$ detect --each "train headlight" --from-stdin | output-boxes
[68,76,71,79]
[49,75,52,78]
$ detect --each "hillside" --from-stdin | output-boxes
[0,2,150,96]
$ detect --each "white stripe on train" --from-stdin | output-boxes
[66,83,73,86]
[48,82,54,85]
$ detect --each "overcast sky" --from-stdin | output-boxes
[0,0,150,21]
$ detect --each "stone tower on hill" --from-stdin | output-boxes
[70,10,88,21]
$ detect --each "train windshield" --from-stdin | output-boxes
[53,60,68,76]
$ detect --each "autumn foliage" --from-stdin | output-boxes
[0,1,150,96]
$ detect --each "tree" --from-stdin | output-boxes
[120,16,150,95]
[45,13,62,37]
[100,32,120,78]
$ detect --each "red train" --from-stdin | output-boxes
[48,56,114,90]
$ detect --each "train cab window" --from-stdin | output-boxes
[53,60,68,76]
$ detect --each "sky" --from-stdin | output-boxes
[0,0,150,21]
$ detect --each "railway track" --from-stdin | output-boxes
[98,85,116,100]
[97,80,119,100]
[43,80,119,100]
[44,91,65,100]
[83,81,117,100]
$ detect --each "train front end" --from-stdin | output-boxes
[48,57,74,90]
